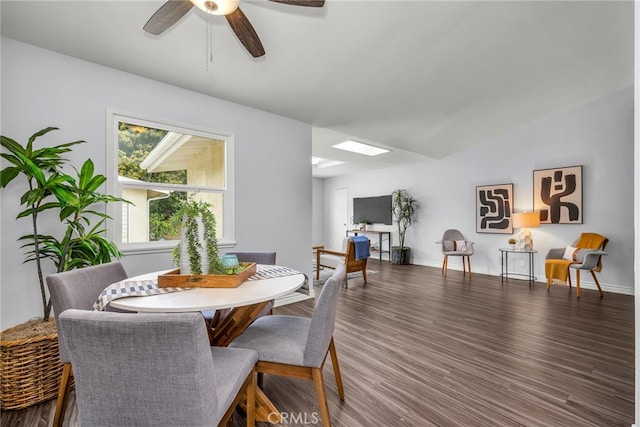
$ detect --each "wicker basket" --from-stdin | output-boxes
[1,327,62,410]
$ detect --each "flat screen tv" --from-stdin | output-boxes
[353,195,392,225]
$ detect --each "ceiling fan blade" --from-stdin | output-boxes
[269,0,325,7]
[225,7,265,58]
[143,0,194,35]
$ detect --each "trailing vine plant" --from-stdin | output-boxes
[172,198,224,275]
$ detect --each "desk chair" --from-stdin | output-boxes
[46,261,129,427]
[59,310,257,427]
[230,264,347,427]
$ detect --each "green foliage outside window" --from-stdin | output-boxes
[118,123,187,241]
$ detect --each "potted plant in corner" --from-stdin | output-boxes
[391,189,417,265]
[0,127,126,409]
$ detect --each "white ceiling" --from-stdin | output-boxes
[1,1,634,178]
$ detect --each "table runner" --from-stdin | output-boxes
[92,278,185,311]
[93,264,301,311]
[247,264,300,280]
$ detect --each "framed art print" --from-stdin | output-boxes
[476,183,513,234]
[533,165,582,224]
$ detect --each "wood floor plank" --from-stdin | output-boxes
[1,262,634,426]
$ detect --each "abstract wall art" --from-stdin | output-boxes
[533,165,582,224]
[476,183,513,234]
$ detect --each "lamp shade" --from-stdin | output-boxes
[512,212,540,229]
[190,0,239,15]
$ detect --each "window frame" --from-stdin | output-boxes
[106,108,236,254]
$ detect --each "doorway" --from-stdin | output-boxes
[330,188,348,251]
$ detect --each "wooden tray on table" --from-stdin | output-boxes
[157,263,256,288]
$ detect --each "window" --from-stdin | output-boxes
[107,110,235,252]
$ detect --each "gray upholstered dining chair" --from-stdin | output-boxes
[225,251,277,265]
[59,310,258,427]
[46,261,129,427]
[229,263,346,427]
[437,229,475,277]
[204,251,277,327]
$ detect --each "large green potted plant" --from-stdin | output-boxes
[0,127,126,409]
[391,189,417,265]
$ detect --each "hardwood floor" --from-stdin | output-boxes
[2,262,634,426]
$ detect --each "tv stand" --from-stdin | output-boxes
[346,230,392,261]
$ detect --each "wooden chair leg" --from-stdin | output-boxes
[462,256,466,275]
[311,368,331,427]
[442,256,448,276]
[576,269,581,298]
[328,338,345,401]
[467,256,472,277]
[257,372,264,389]
[591,270,604,298]
[246,369,256,427]
[361,267,367,284]
[53,363,73,427]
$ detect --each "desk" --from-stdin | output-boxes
[499,248,537,286]
[346,230,391,261]
[109,267,306,422]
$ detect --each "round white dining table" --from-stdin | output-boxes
[109,268,306,313]
[108,266,307,423]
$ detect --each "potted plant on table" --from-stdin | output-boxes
[391,189,417,265]
[0,127,126,409]
[171,198,225,276]
[162,197,253,287]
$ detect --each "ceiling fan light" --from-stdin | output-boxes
[190,0,239,16]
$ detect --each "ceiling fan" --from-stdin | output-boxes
[143,0,325,58]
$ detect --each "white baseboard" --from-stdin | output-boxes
[411,258,634,296]
[274,291,315,307]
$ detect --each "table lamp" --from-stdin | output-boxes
[512,211,540,251]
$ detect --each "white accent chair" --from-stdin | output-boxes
[437,229,475,277]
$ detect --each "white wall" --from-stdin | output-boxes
[0,38,312,329]
[312,178,325,245]
[634,1,639,423]
[321,88,635,295]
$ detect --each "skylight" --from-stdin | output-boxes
[312,156,345,169]
[332,140,390,156]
